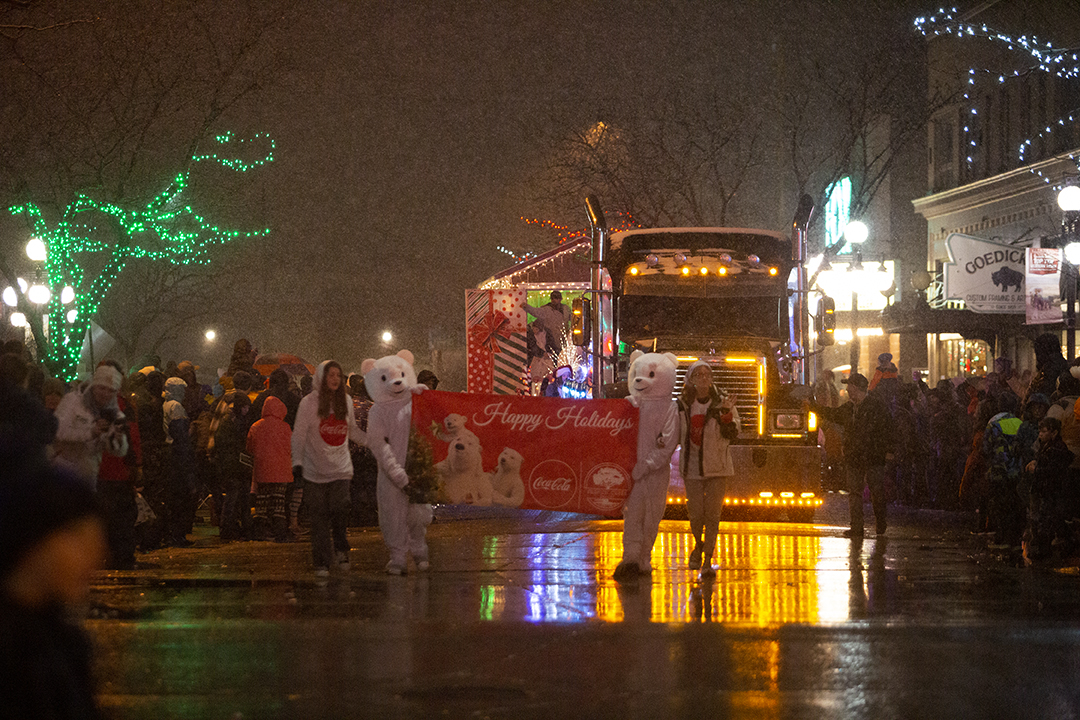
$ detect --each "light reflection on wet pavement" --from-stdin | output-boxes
[87,501,1080,718]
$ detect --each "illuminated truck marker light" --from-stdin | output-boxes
[725,495,823,507]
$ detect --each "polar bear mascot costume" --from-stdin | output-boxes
[362,349,432,575]
[613,350,680,581]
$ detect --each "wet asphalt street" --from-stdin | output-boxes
[86,494,1080,719]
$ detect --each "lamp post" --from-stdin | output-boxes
[844,221,869,375]
[1059,185,1080,360]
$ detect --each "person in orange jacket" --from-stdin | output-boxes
[868,353,898,392]
[246,396,293,542]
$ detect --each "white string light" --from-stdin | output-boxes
[914,7,1080,179]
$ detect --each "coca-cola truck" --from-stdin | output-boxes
[472,197,823,521]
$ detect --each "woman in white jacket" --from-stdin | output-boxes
[677,361,739,577]
[291,361,364,577]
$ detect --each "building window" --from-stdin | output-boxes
[939,334,990,380]
[931,114,957,192]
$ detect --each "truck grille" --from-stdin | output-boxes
[674,361,760,437]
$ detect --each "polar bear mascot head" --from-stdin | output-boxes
[361,349,419,403]
[627,350,679,403]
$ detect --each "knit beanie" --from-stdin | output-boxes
[0,455,101,580]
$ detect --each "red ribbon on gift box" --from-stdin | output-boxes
[469,311,513,354]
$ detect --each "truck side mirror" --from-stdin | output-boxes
[571,297,591,346]
[817,296,835,346]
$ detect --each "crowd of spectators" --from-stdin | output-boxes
[814,334,1080,566]
[0,337,390,572]
[4,330,1080,572]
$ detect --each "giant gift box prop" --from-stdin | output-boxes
[465,288,528,394]
[411,390,638,517]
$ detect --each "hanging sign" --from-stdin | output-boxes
[1025,247,1063,325]
[409,390,638,516]
[943,233,1026,313]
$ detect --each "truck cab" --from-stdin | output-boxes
[604,227,823,521]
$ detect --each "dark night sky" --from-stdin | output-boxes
[0,0,927,386]
[222,1,797,378]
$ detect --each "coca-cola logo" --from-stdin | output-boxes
[528,459,576,509]
[319,417,348,446]
[583,463,631,515]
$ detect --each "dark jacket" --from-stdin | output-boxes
[252,386,300,429]
[1030,435,1074,496]
[0,596,102,720]
[811,391,895,467]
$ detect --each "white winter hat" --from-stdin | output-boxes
[91,365,122,391]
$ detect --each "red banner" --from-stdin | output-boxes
[410,390,638,517]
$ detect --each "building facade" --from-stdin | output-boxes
[898,2,1080,383]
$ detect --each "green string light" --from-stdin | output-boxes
[9,132,275,381]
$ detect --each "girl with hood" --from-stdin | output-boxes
[291,361,364,577]
[247,395,293,542]
[677,361,739,576]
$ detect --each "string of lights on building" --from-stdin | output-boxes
[913,7,1080,185]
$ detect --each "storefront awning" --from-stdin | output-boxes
[880,297,1035,345]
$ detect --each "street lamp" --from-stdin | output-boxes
[844,221,869,375]
[25,237,46,262]
[1058,185,1080,359]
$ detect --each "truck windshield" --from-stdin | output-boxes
[619,294,781,340]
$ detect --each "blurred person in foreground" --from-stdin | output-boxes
[0,452,107,719]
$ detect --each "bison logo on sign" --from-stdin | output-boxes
[991,266,1024,292]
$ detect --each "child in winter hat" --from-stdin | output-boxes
[868,352,898,391]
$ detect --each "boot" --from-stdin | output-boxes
[271,516,289,543]
[251,516,272,541]
[689,540,703,570]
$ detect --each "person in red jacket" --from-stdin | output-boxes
[96,362,142,570]
[246,396,293,542]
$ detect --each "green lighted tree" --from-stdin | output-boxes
[9,132,274,381]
